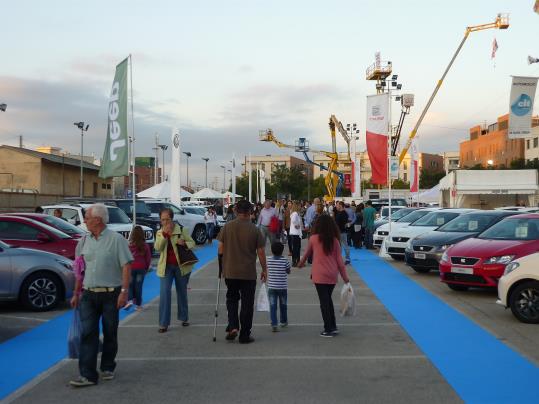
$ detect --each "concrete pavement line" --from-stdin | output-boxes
[120,322,399,328]
[0,315,48,322]
[187,287,369,291]
[116,355,427,361]
[141,302,382,307]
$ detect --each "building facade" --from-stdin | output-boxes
[525,125,539,164]
[247,155,313,183]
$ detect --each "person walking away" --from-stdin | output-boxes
[204,207,217,244]
[257,199,277,246]
[353,203,364,249]
[344,203,355,247]
[303,198,321,264]
[275,199,285,241]
[218,200,267,343]
[267,241,291,332]
[283,200,293,256]
[362,200,377,249]
[297,214,350,337]
[289,201,303,266]
[125,226,152,310]
[334,201,351,265]
[224,205,236,223]
[155,208,196,332]
[69,203,133,387]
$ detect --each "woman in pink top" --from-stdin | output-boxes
[298,214,350,337]
[127,226,152,310]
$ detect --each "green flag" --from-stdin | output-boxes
[99,57,129,178]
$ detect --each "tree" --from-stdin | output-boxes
[419,168,445,189]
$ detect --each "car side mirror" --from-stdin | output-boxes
[37,232,51,242]
[180,209,185,215]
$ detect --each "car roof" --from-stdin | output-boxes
[0,214,71,235]
[459,210,519,217]
[502,213,539,219]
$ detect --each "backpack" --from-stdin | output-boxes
[269,216,280,233]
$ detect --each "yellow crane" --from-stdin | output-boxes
[399,14,509,164]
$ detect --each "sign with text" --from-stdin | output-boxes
[508,75,538,138]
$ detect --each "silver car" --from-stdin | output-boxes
[0,240,75,311]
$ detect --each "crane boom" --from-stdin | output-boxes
[398,14,509,163]
[329,115,351,161]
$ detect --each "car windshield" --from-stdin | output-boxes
[478,218,539,241]
[41,215,87,236]
[411,211,460,227]
[396,210,430,223]
[0,240,9,249]
[108,207,132,224]
[115,201,151,216]
[380,207,404,218]
[437,213,499,233]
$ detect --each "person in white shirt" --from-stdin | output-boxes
[204,207,217,244]
[256,200,277,246]
[289,201,303,266]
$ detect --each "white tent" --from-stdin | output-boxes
[136,181,193,200]
[191,188,224,199]
[222,191,242,198]
[410,184,440,204]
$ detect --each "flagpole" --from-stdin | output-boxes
[248,153,252,203]
[129,54,137,226]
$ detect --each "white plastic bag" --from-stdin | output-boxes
[340,283,356,317]
[256,283,270,312]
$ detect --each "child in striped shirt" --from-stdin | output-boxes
[267,241,291,332]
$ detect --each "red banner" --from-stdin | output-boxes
[366,94,389,185]
[344,173,352,190]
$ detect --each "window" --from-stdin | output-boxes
[534,137,538,148]
[527,139,531,149]
[0,221,40,240]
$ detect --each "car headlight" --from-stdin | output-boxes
[155,223,161,229]
[441,251,449,262]
[438,244,453,252]
[56,259,73,270]
[503,261,520,276]
[484,255,515,265]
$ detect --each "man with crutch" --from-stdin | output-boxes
[216,200,267,344]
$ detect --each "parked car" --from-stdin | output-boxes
[42,204,155,247]
[97,199,162,237]
[144,200,207,244]
[405,210,518,273]
[439,214,539,291]
[385,209,475,260]
[4,213,87,238]
[0,215,79,259]
[0,240,75,311]
[373,208,439,248]
[374,207,417,231]
[497,252,539,323]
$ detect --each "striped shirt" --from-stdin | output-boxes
[266,256,290,289]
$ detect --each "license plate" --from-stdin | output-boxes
[451,267,473,275]
[414,253,426,260]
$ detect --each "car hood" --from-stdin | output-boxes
[7,246,72,261]
[446,237,539,258]
[411,231,478,247]
[392,226,438,239]
[108,223,152,231]
[377,222,410,233]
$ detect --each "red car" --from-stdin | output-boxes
[0,215,78,259]
[439,214,539,291]
[3,213,87,239]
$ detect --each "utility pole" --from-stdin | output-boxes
[159,145,168,181]
[153,133,159,185]
[202,157,209,188]
[74,122,89,197]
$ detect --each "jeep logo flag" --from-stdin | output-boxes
[99,57,129,178]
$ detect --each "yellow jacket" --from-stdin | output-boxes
[154,224,196,277]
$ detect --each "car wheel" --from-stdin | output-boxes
[411,266,430,273]
[447,283,469,292]
[389,254,405,261]
[192,224,207,245]
[20,271,63,312]
[509,281,539,324]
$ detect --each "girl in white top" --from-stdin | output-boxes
[204,207,217,243]
[289,201,303,266]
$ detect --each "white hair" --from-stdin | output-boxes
[89,203,109,224]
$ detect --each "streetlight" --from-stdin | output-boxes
[201,157,209,188]
[183,151,191,188]
[158,145,168,181]
[0,103,6,112]
[227,169,232,190]
[74,121,89,197]
[220,165,226,192]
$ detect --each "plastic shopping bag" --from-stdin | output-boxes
[67,308,82,359]
[340,283,356,317]
[256,283,270,312]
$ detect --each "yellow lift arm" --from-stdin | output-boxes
[399,14,509,164]
[329,115,351,161]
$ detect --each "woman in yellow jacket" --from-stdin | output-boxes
[155,208,196,333]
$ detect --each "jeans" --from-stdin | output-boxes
[225,278,256,340]
[128,269,146,306]
[206,223,215,241]
[291,235,301,266]
[347,227,353,246]
[159,265,190,327]
[79,288,120,383]
[364,227,374,249]
[259,225,276,247]
[339,233,350,261]
[268,288,288,326]
[314,283,336,333]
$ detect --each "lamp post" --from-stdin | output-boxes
[220,165,226,192]
[227,169,232,191]
[158,145,168,181]
[74,121,89,197]
[0,103,6,112]
[183,151,191,188]
[202,157,209,188]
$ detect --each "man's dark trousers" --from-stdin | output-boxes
[225,279,256,340]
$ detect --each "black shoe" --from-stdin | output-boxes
[320,331,334,338]
[181,321,190,327]
[225,329,238,341]
[238,336,255,344]
[330,328,339,335]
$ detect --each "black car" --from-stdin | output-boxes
[404,210,519,273]
[102,199,161,236]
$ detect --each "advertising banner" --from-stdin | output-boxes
[410,139,419,193]
[99,58,129,178]
[170,128,182,205]
[508,76,538,138]
[366,93,389,185]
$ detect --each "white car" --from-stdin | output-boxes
[373,208,440,248]
[385,209,475,260]
[497,253,539,324]
[144,200,208,245]
[42,204,155,247]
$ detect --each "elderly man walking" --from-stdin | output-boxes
[69,203,133,387]
[256,199,277,246]
[218,200,267,343]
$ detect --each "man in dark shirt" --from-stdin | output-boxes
[362,200,377,249]
[334,201,351,265]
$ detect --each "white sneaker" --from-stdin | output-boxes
[123,300,133,310]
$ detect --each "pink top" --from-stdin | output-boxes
[129,243,152,270]
[300,234,349,284]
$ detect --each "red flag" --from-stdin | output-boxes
[491,38,498,59]
[409,139,419,193]
[366,94,389,185]
[534,0,539,14]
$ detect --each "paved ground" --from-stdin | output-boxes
[3,247,462,404]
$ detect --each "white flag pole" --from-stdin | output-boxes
[129,54,137,226]
[248,153,252,203]
[232,153,236,205]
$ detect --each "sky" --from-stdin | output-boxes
[1,0,538,188]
